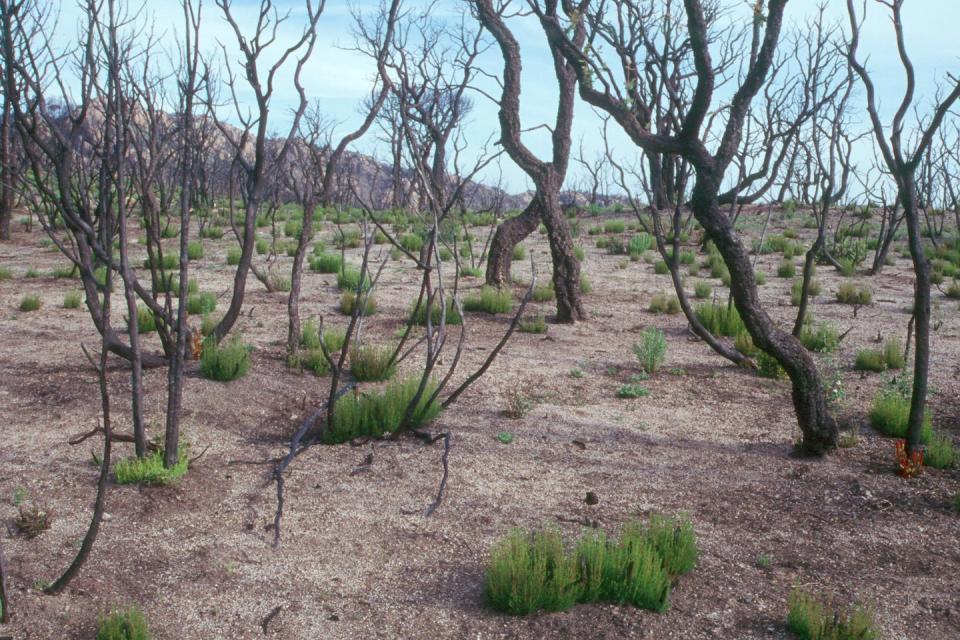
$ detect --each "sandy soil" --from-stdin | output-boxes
[0,209,958,639]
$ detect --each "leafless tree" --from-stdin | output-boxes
[473,0,586,322]
[539,0,839,453]
[846,0,960,455]
[206,0,321,342]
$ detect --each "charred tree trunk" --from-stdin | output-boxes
[691,177,837,453]
[485,199,540,287]
[540,190,585,322]
[287,200,315,358]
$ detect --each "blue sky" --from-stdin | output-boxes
[56,0,960,196]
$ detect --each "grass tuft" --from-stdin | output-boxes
[199,336,251,381]
[349,344,396,382]
[633,327,667,373]
[464,285,512,314]
[114,448,188,486]
[19,295,41,312]
[96,606,151,640]
[786,587,878,640]
[324,377,441,444]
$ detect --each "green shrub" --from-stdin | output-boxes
[199,336,251,381]
[629,233,652,255]
[464,285,512,314]
[512,244,527,261]
[486,515,695,616]
[695,302,745,337]
[226,247,241,266]
[633,327,667,373]
[143,253,178,270]
[755,269,767,285]
[186,292,216,315]
[460,265,483,278]
[653,260,670,275]
[187,240,204,260]
[786,587,878,640]
[944,280,960,299]
[63,291,83,309]
[268,271,291,292]
[400,233,424,252]
[735,331,759,357]
[24,267,39,278]
[19,295,41,312]
[114,448,188,486]
[0,267,10,280]
[580,274,592,294]
[200,314,218,337]
[791,278,822,306]
[532,283,556,302]
[925,431,956,469]
[324,377,441,443]
[284,219,302,239]
[310,252,343,273]
[882,339,904,370]
[694,281,712,299]
[644,513,698,576]
[616,384,650,399]
[868,389,931,442]
[574,245,586,261]
[52,264,78,278]
[336,267,371,292]
[800,323,839,353]
[256,237,270,255]
[349,344,396,381]
[339,291,376,316]
[604,219,626,233]
[410,298,462,325]
[648,292,680,315]
[485,528,581,615]
[836,282,872,305]
[777,259,796,278]
[136,306,156,333]
[199,226,224,239]
[333,228,362,249]
[96,606,151,640]
[854,349,886,372]
[519,315,547,334]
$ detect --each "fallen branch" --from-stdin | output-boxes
[423,430,451,517]
[261,605,281,635]
[68,426,160,452]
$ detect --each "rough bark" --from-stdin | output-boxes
[485,199,540,287]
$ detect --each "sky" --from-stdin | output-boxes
[54,0,960,197]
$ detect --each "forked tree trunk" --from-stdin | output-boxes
[540,190,585,322]
[691,178,838,453]
[287,201,316,358]
[485,199,540,287]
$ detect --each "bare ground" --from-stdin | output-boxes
[0,211,958,639]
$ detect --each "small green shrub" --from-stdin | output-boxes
[485,528,581,615]
[199,336,251,381]
[574,245,586,261]
[791,278,822,306]
[460,265,483,278]
[256,237,270,255]
[695,302,745,337]
[604,219,626,233]
[464,285,512,314]
[333,228,362,249]
[616,384,650,398]
[777,259,796,278]
[633,327,667,373]
[944,280,960,299]
[925,431,956,470]
[512,244,527,260]
[580,274,592,294]
[519,315,547,334]
[19,295,41,312]
[63,291,83,309]
[136,306,157,333]
[629,233,652,255]
[735,331,759,357]
[854,349,886,372]
[799,323,839,353]
[226,247,241,266]
[324,377,441,443]
[336,267,371,292]
[349,344,395,382]
[186,292,216,315]
[52,264,78,278]
[24,267,39,278]
[309,252,342,273]
[786,587,878,640]
[200,314,218,337]
[836,282,872,305]
[339,291,377,316]
[882,339,904,369]
[868,389,931,443]
[187,240,204,260]
[643,513,698,576]
[653,260,670,275]
[96,606,151,640]
[0,267,11,280]
[114,448,188,486]
[410,298,462,325]
[400,233,424,253]
[694,281,712,299]
[532,283,556,302]
[648,292,680,315]
[755,269,767,285]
